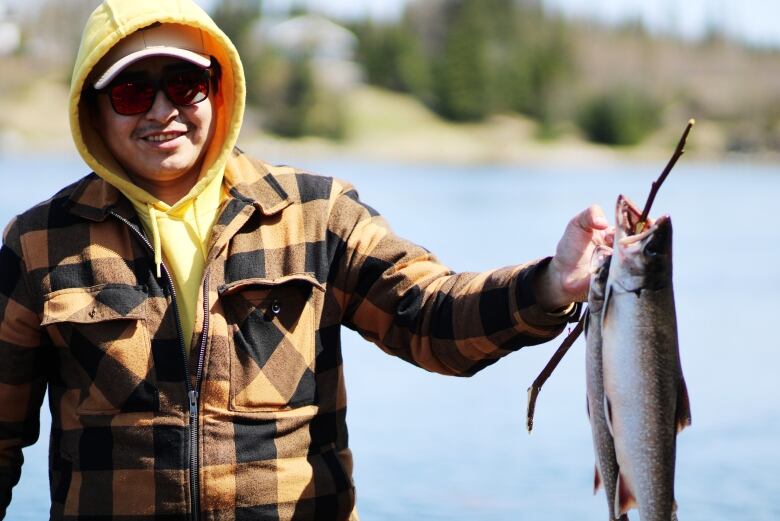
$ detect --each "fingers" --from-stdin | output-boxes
[575,205,609,231]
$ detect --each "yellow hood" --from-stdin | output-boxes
[69,0,246,353]
[69,0,246,210]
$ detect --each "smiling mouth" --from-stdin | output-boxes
[143,132,184,143]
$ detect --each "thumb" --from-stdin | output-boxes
[575,205,609,231]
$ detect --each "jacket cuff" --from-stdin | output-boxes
[511,257,581,329]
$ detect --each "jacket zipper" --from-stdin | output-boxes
[189,275,210,521]
[110,211,209,521]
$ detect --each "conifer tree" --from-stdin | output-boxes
[432,0,490,121]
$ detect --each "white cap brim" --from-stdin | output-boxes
[93,24,212,90]
[94,48,211,89]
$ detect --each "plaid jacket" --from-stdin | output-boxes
[0,149,573,520]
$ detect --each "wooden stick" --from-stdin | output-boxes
[635,119,696,234]
[526,314,586,433]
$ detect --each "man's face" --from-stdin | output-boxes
[95,56,215,195]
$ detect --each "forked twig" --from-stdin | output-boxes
[526,314,586,433]
[635,119,696,234]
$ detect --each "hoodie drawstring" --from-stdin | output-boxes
[148,204,163,278]
[192,197,210,260]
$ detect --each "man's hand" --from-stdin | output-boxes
[533,205,614,311]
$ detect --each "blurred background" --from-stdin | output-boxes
[1,0,780,158]
[1,1,779,520]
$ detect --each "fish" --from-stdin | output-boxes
[585,249,629,521]
[600,195,692,521]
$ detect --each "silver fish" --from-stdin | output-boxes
[601,195,692,520]
[586,249,629,521]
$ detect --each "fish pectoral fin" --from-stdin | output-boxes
[583,307,591,337]
[604,394,615,437]
[676,375,693,433]
[615,472,638,516]
[593,464,602,494]
[602,285,613,326]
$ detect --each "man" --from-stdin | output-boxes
[0,0,612,519]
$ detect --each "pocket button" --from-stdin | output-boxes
[265,300,282,321]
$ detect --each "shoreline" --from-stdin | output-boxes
[1,80,777,167]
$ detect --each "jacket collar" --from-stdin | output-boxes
[64,172,126,222]
[65,149,292,222]
[223,148,293,216]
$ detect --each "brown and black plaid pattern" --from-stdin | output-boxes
[0,149,575,520]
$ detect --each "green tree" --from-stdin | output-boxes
[431,0,490,121]
[577,87,661,146]
[264,54,316,137]
[258,52,345,140]
[487,4,572,126]
[390,0,574,124]
[354,21,430,98]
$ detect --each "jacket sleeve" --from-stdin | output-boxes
[0,217,48,517]
[326,181,577,376]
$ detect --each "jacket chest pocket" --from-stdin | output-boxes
[42,284,158,415]
[219,274,323,412]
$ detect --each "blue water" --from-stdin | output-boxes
[1,151,778,520]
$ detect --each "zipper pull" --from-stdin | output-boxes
[188,390,199,418]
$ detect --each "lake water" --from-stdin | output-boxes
[1,152,778,520]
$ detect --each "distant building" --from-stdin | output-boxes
[0,0,21,56]
[250,14,362,90]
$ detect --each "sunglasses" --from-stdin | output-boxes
[99,67,213,116]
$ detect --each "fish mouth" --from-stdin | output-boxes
[615,195,643,235]
[615,195,672,253]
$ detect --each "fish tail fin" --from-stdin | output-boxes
[676,375,692,433]
[615,472,637,516]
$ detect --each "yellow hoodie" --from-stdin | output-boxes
[69,0,246,352]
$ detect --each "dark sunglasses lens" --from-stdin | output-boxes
[164,69,209,106]
[110,81,156,116]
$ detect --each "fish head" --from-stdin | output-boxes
[610,195,673,292]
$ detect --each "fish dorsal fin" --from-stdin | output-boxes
[593,464,602,494]
[676,375,693,433]
[615,472,638,516]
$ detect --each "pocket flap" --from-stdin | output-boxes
[218,273,325,296]
[42,284,147,326]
